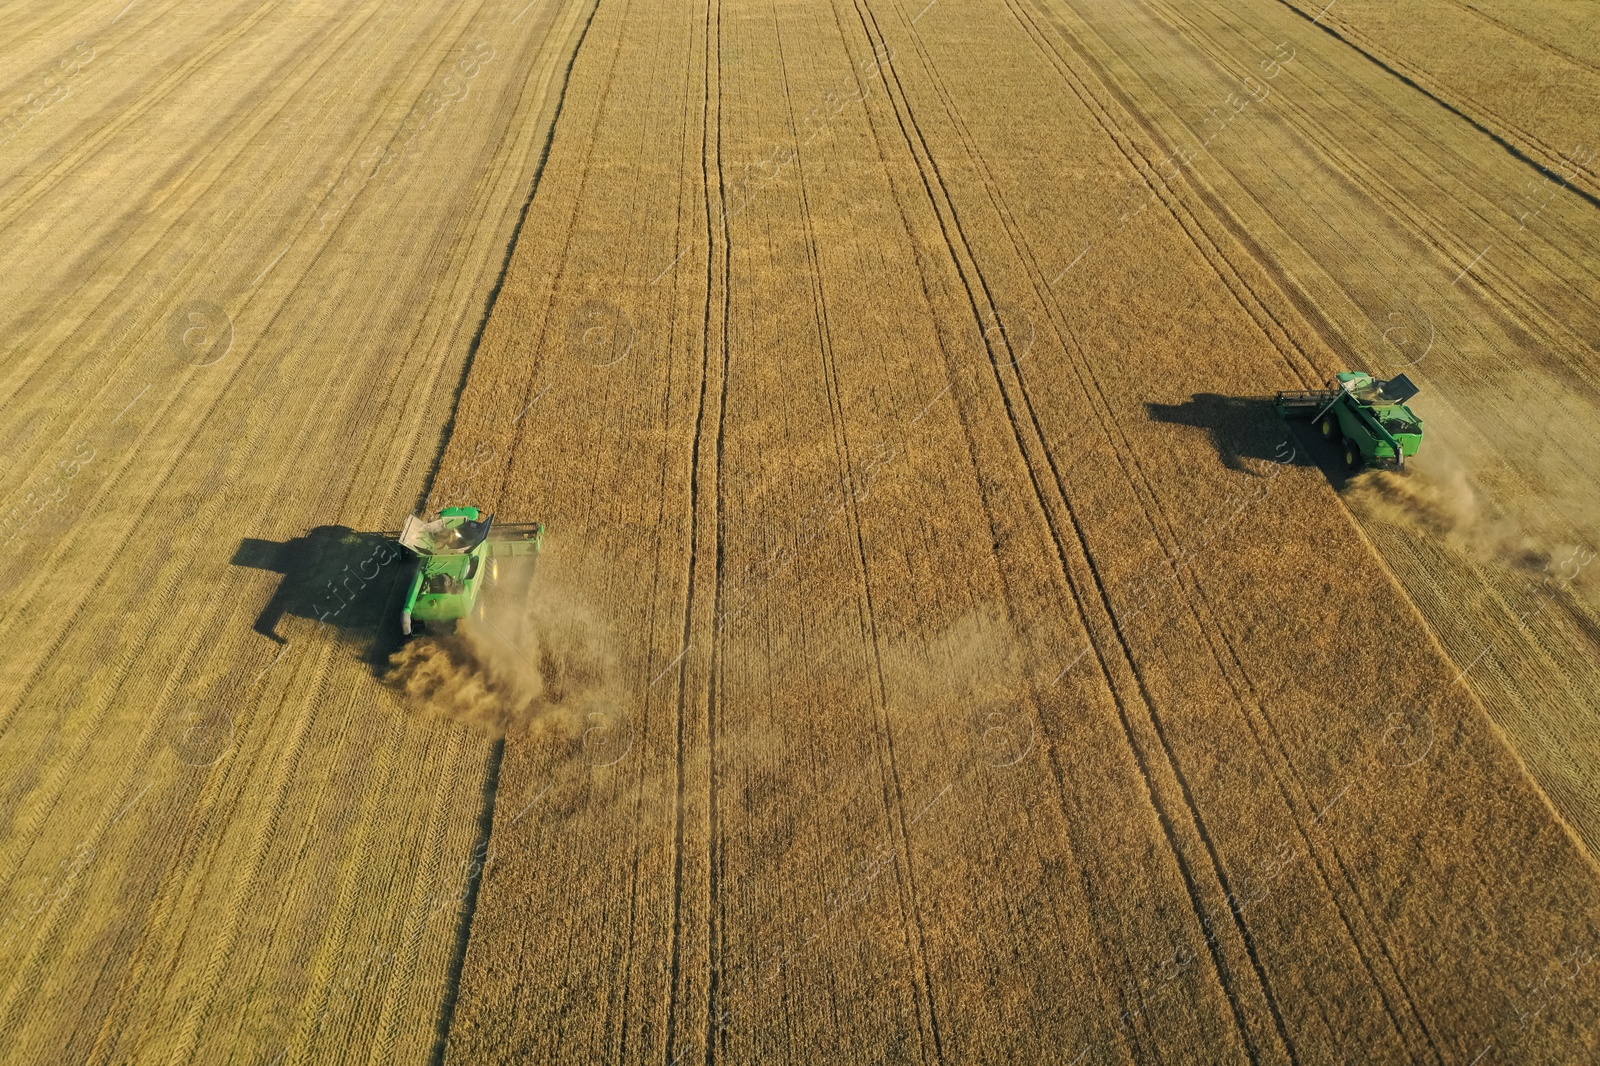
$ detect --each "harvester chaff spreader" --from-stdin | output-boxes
[1276,371,1424,469]
[397,506,542,635]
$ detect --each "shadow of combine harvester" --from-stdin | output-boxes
[1146,393,1351,486]
[230,526,409,665]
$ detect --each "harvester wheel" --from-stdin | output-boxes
[1343,442,1361,470]
[1318,414,1340,441]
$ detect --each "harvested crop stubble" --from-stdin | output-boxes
[0,0,596,1059]
[1276,0,1600,200]
[430,0,1600,1063]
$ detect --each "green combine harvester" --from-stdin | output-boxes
[1276,371,1424,469]
[398,506,543,635]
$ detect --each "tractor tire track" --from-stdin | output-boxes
[1270,0,1600,205]
[843,3,1268,1059]
[987,1,1442,1057]
[775,11,946,1060]
[704,0,735,1057]
[855,0,1305,1058]
[658,0,731,1057]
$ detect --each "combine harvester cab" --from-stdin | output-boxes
[1276,371,1424,470]
[397,506,543,635]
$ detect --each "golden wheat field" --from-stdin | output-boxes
[2,0,1597,1062]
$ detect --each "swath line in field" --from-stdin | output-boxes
[420,3,607,1060]
[770,18,954,1058]
[665,0,733,1056]
[1268,0,1600,211]
[426,737,504,1066]
[0,0,410,421]
[702,0,739,1055]
[412,0,604,514]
